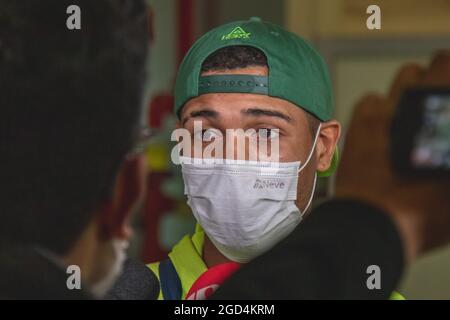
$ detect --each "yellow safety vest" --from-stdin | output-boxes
[148,224,207,300]
[147,224,405,300]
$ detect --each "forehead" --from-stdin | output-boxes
[181,92,302,118]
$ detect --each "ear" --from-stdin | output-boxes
[96,154,147,241]
[316,120,341,172]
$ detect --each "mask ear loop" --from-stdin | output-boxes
[301,172,317,215]
[297,124,321,215]
[298,124,322,173]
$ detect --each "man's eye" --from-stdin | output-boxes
[257,128,279,140]
[194,129,221,141]
[203,129,222,140]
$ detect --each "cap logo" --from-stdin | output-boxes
[221,26,251,41]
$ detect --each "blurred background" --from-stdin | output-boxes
[132,0,450,299]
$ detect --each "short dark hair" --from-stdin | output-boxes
[201,46,321,136]
[0,0,149,254]
[201,45,268,72]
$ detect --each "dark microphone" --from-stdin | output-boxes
[104,258,160,300]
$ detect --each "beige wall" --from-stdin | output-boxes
[286,0,450,39]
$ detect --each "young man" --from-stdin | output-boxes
[148,17,343,300]
[0,0,149,299]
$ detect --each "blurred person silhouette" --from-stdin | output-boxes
[0,0,150,299]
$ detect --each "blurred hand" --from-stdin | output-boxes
[336,51,450,263]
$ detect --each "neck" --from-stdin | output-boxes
[203,235,235,268]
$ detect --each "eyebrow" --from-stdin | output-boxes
[242,108,293,123]
[182,109,219,126]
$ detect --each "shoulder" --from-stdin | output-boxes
[147,261,161,279]
[390,291,406,300]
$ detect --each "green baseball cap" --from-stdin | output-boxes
[174,17,338,177]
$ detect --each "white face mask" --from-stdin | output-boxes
[90,239,128,298]
[180,125,321,263]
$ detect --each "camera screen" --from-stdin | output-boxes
[411,94,450,170]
